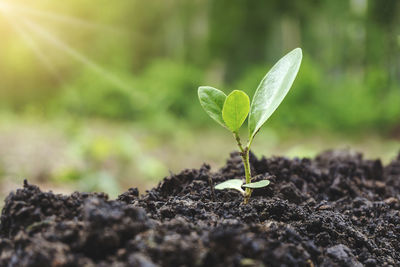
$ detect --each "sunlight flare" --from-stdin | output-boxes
[20,17,136,94]
[3,15,60,78]
[1,1,126,35]
[0,0,133,92]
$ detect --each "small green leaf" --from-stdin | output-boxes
[198,86,227,127]
[222,90,250,132]
[249,48,302,140]
[242,180,270,189]
[215,179,245,194]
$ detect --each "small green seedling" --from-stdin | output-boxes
[198,48,302,204]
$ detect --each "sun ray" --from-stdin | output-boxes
[20,17,138,96]
[1,1,126,35]
[1,14,61,79]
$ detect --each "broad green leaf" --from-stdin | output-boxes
[242,180,270,189]
[249,48,302,140]
[198,86,227,127]
[215,179,244,194]
[222,90,250,132]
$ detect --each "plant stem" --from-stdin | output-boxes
[234,132,245,153]
[242,147,252,204]
[234,132,252,204]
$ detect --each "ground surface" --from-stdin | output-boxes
[1,119,399,209]
[1,150,400,266]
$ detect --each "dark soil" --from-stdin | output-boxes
[1,150,400,267]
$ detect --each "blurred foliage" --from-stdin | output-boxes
[50,128,168,196]
[0,0,399,136]
[236,56,400,134]
[2,0,399,203]
[0,119,169,198]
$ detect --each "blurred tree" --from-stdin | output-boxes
[0,0,399,134]
[366,0,400,84]
[208,0,272,82]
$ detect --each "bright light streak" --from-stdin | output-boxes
[0,0,139,100]
[20,17,137,95]
[3,15,61,79]
[0,1,126,35]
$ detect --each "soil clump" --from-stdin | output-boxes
[1,150,400,266]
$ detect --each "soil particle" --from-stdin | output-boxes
[326,244,362,267]
[1,150,400,266]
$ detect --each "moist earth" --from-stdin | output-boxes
[1,150,400,266]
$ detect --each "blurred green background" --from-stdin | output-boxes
[0,0,399,202]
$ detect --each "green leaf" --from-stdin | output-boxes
[215,179,245,194]
[222,90,250,132]
[242,180,270,189]
[198,86,227,127]
[248,48,302,140]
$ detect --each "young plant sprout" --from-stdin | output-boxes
[198,48,302,204]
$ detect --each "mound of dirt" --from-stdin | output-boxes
[1,150,400,266]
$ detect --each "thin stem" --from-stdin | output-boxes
[234,132,252,204]
[242,147,252,204]
[234,132,245,153]
[246,128,259,148]
[242,148,251,184]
